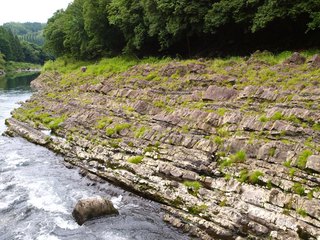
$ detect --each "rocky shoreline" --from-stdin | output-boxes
[5,53,320,239]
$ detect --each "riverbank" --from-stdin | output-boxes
[5,52,320,239]
[0,61,41,76]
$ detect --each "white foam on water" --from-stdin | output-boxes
[36,234,61,240]
[0,194,20,210]
[100,232,129,240]
[27,182,68,214]
[54,217,79,230]
[0,201,10,210]
[4,151,28,168]
[0,138,5,145]
[111,195,123,208]
[41,130,51,136]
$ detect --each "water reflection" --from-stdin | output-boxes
[0,73,38,133]
[0,72,40,91]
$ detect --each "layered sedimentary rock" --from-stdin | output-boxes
[6,54,320,239]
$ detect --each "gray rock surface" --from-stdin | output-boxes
[72,196,118,225]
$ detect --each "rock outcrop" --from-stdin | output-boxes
[72,196,118,225]
[6,54,320,239]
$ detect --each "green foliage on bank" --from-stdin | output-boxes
[0,24,51,64]
[42,56,171,75]
[44,0,320,59]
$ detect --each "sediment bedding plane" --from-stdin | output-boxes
[5,52,320,240]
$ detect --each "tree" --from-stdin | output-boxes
[108,0,148,53]
[82,0,124,58]
[44,10,67,57]
[142,0,212,54]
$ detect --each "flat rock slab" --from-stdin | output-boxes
[203,86,237,101]
[306,155,320,173]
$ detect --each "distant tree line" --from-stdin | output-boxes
[44,0,320,59]
[4,22,45,46]
[0,24,50,64]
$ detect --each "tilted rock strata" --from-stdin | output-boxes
[6,57,320,239]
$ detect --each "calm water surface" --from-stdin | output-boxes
[0,74,187,240]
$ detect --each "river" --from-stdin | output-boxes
[0,74,187,240]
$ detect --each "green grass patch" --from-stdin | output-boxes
[96,117,113,129]
[214,136,223,145]
[248,171,264,184]
[134,126,148,138]
[183,181,202,193]
[297,150,313,169]
[292,183,305,196]
[297,208,308,217]
[259,114,268,123]
[271,111,283,121]
[312,123,320,131]
[47,116,66,131]
[230,150,247,163]
[187,204,208,215]
[128,156,144,164]
[219,158,234,170]
[237,169,264,184]
[289,168,296,178]
[283,160,292,168]
[238,169,249,183]
[106,123,131,136]
[217,108,228,116]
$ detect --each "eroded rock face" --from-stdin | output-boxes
[6,58,320,240]
[72,196,118,225]
[306,155,320,173]
[203,86,238,101]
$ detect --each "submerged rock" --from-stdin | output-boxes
[72,196,118,225]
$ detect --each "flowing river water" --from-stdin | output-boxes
[0,74,188,240]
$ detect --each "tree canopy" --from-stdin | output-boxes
[44,0,320,59]
[3,22,46,46]
[0,25,50,64]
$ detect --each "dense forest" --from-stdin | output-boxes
[0,23,50,67]
[4,22,46,46]
[44,0,320,60]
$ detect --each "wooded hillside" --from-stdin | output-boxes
[0,24,50,64]
[3,22,46,46]
[44,0,320,59]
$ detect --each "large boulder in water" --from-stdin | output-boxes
[72,196,118,225]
